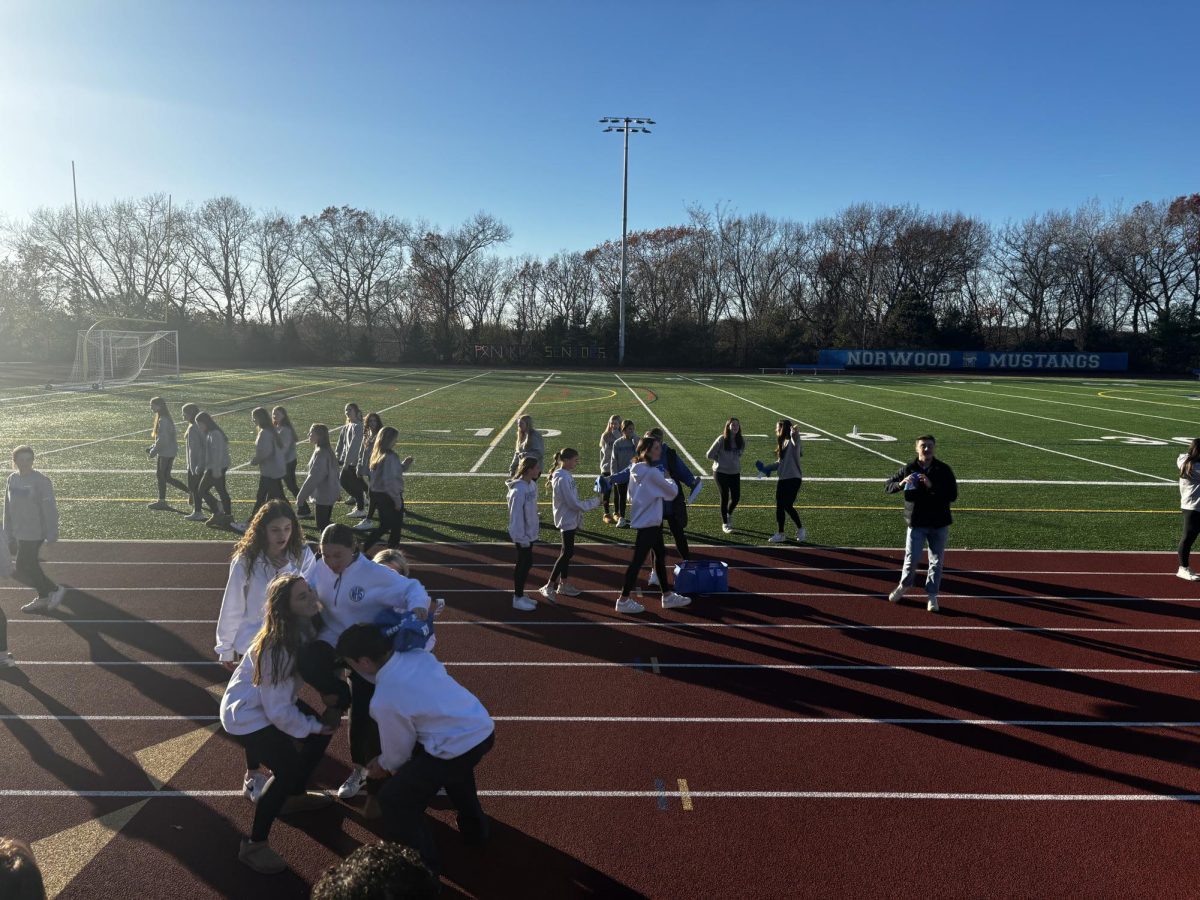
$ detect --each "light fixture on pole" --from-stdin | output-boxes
[599,116,655,366]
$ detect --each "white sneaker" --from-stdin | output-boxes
[796,527,807,543]
[616,517,630,528]
[20,596,50,613]
[927,597,940,613]
[0,652,15,668]
[1177,566,1200,582]
[243,771,270,803]
[647,569,660,588]
[184,511,207,522]
[352,518,375,531]
[721,523,733,534]
[888,584,907,604]
[615,597,646,615]
[337,766,368,800]
[556,582,581,597]
[231,521,248,533]
[662,592,692,610]
[46,586,66,611]
[537,583,558,604]
[347,508,368,519]
[512,595,538,611]
[767,532,787,543]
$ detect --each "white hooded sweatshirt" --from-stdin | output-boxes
[550,467,600,531]
[627,461,679,530]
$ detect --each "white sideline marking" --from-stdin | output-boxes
[470,373,555,473]
[680,375,904,466]
[616,374,704,471]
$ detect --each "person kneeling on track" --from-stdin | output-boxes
[337,623,495,876]
[219,574,340,876]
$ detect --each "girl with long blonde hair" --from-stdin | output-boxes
[146,397,190,510]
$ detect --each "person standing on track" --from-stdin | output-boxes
[363,426,412,550]
[611,419,636,527]
[296,424,341,533]
[885,434,958,613]
[146,397,190,511]
[3,446,64,614]
[757,419,805,544]
[508,414,545,477]
[272,407,306,517]
[181,403,214,522]
[353,412,384,532]
[506,456,541,611]
[1176,438,1200,581]
[336,403,367,518]
[299,524,431,809]
[336,622,495,876]
[216,500,318,801]
[707,417,745,534]
[613,436,692,614]
[599,414,623,524]
[539,448,601,604]
[196,411,233,528]
[219,574,339,876]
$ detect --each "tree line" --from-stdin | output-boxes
[1,192,1197,371]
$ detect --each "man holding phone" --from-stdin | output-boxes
[884,435,958,612]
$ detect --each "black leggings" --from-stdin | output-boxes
[340,465,366,510]
[615,483,628,518]
[187,471,217,514]
[364,493,404,549]
[253,476,286,516]
[549,529,576,583]
[296,640,380,766]
[0,600,7,652]
[14,540,56,597]
[716,472,741,523]
[776,477,803,531]
[284,459,301,498]
[1180,508,1200,566]
[601,470,612,514]
[664,510,690,560]
[198,469,231,515]
[622,526,670,596]
[155,456,189,501]
[514,543,534,596]
[314,504,333,532]
[235,703,332,842]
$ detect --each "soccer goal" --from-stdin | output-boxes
[64,329,180,389]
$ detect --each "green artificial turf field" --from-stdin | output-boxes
[1,365,1196,549]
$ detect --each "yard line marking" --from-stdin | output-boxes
[616,374,704,471]
[0,365,291,408]
[755,377,1172,482]
[679,375,903,466]
[372,370,492,416]
[926,382,1200,429]
[469,372,556,473]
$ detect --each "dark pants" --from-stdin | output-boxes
[314,504,333,532]
[188,471,218,515]
[340,465,366,510]
[365,493,404,549]
[364,478,377,520]
[0,600,7,652]
[614,482,628,518]
[1180,509,1200,566]
[284,460,301,498]
[601,469,612,513]
[663,510,690,560]
[155,456,189,501]
[716,471,741,523]
[296,640,380,765]
[253,476,286,517]
[380,732,494,873]
[776,477,803,531]
[623,526,669,595]
[14,540,56,597]
[234,702,333,842]
[549,529,576,582]
[514,543,534,596]
[198,469,231,515]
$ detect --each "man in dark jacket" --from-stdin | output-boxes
[884,435,958,613]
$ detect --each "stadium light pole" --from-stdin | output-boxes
[599,116,655,366]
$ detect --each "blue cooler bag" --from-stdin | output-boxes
[374,598,444,652]
[672,560,728,595]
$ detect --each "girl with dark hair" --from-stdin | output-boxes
[540,448,601,603]
[353,412,384,531]
[364,426,412,550]
[506,456,541,610]
[707,417,745,534]
[296,424,341,533]
[246,407,287,528]
[336,403,367,516]
[196,412,233,528]
[219,574,338,875]
[757,419,805,544]
[272,406,306,516]
[599,414,623,524]
[1177,438,1200,581]
[146,397,190,510]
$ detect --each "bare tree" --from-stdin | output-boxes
[188,196,260,325]
[256,213,307,325]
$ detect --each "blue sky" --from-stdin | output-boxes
[1,0,1196,257]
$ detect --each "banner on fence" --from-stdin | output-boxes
[817,349,1129,371]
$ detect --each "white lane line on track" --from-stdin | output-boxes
[616,374,704,471]
[469,372,555,473]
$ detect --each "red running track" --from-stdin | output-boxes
[2,541,1200,899]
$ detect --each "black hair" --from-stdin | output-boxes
[0,837,45,900]
[336,623,392,664]
[310,841,439,900]
[320,522,358,549]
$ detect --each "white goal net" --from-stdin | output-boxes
[64,329,180,389]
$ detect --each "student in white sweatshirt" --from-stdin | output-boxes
[216,500,318,801]
[362,426,412,550]
[614,437,692,615]
[219,574,339,875]
[181,402,215,522]
[247,406,287,527]
[272,406,306,516]
[539,448,601,604]
[599,414,623,524]
[3,445,64,615]
[505,456,541,611]
[336,623,494,875]
[146,397,190,510]
[299,523,431,804]
[336,403,367,516]
[295,424,341,533]
[196,412,234,528]
[1177,438,1200,581]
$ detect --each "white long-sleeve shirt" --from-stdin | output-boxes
[1180,453,1200,511]
[150,416,178,458]
[371,650,494,772]
[215,546,318,661]
[253,429,286,479]
[219,641,324,739]
[550,467,600,531]
[277,425,298,464]
[297,445,341,506]
[308,552,431,645]
[506,478,539,545]
[370,452,411,505]
[184,422,206,474]
[627,462,679,529]
[3,471,59,543]
[204,430,231,475]
[336,421,364,468]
